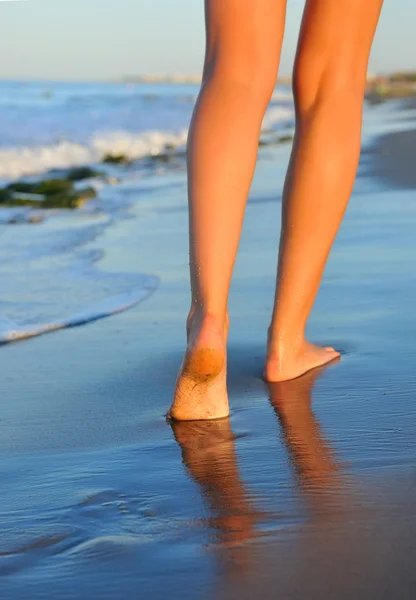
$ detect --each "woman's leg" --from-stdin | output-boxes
[265,0,384,382]
[170,0,287,420]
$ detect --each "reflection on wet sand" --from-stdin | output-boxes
[170,418,258,575]
[170,362,347,584]
[267,364,346,516]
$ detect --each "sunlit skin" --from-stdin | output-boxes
[169,0,384,420]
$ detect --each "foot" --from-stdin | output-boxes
[168,313,229,421]
[264,333,340,382]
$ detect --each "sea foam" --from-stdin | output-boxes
[0,286,157,344]
[0,102,294,180]
[0,130,189,180]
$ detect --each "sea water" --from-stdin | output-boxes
[2,84,416,599]
[0,80,294,343]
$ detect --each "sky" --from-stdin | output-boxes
[0,0,414,80]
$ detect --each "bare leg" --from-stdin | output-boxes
[265,0,384,382]
[170,0,286,420]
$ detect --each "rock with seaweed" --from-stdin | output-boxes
[151,147,186,162]
[102,153,131,165]
[0,177,97,209]
[66,166,105,181]
[258,132,294,147]
[0,188,12,204]
[278,134,294,143]
[7,178,73,196]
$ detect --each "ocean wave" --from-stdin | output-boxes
[270,89,293,102]
[0,284,157,345]
[0,102,294,180]
[0,208,159,344]
[261,106,295,132]
[0,130,189,180]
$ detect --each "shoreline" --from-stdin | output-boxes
[2,95,416,598]
[363,127,416,189]
[360,96,416,189]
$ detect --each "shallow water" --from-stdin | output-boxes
[0,183,158,343]
[0,81,294,344]
[0,81,294,180]
[2,100,416,598]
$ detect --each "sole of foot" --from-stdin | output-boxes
[168,317,229,421]
[264,340,340,383]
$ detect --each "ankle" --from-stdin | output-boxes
[267,325,305,357]
[187,308,228,332]
[186,309,229,344]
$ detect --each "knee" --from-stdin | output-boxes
[292,49,367,119]
[203,54,278,111]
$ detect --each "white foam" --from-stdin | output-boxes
[0,101,295,180]
[0,207,31,224]
[0,203,159,345]
[261,106,295,132]
[0,285,156,345]
[0,130,189,180]
[270,89,293,102]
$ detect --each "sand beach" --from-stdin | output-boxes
[1,90,416,599]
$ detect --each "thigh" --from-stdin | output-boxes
[295,0,384,83]
[203,0,287,85]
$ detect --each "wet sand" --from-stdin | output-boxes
[365,127,416,188]
[2,103,416,598]
[361,95,416,189]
